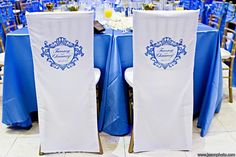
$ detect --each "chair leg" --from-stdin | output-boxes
[0,39,4,53]
[14,14,20,26]
[128,86,133,125]
[96,86,103,154]
[98,134,103,154]
[128,86,134,153]
[229,69,233,103]
[39,145,44,156]
[96,85,100,117]
[0,69,3,84]
[128,131,134,153]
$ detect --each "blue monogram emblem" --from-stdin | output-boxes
[41,37,84,70]
[145,37,187,69]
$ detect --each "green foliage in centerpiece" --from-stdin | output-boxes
[67,5,79,11]
[58,1,66,5]
[143,3,156,10]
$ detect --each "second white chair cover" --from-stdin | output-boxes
[27,12,100,153]
[133,10,199,152]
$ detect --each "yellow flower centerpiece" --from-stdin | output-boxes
[46,2,54,11]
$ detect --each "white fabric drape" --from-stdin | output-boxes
[133,10,199,152]
[27,12,100,153]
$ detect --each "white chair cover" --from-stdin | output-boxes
[133,10,199,152]
[26,12,100,153]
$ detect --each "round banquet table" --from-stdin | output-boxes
[2,23,222,137]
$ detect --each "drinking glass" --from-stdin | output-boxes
[78,0,90,10]
[153,0,162,10]
[175,5,184,10]
[95,0,104,22]
[175,2,184,10]
[104,1,113,19]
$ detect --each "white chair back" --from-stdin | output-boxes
[26,12,100,153]
[133,10,199,152]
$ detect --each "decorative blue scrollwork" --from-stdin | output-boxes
[41,37,84,70]
[145,37,187,69]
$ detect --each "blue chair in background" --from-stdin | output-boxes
[2,20,17,34]
[26,0,43,12]
[220,21,236,103]
[0,2,15,23]
[0,2,8,84]
[179,0,207,23]
[180,0,204,10]
[205,0,213,4]
[209,1,228,19]
[0,2,17,44]
[180,0,191,10]
[208,1,229,42]
[17,0,43,26]
[198,0,208,23]
[225,2,236,22]
[191,0,203,10]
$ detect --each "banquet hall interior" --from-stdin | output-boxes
[1,0,236,156]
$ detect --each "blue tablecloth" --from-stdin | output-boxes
[2,27,112,127]
[99,24,223,137]
[2,24,222,137]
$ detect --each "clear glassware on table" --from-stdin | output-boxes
[130,0,143,14]
[120,0,130,16]
[53,5,62,11]
[94,0,104,22]
[104,1,113,19]
[158,0,166,10]
[175,2,184,10]
[78,0,91,10]
[152,0,162,10]
[56,0,67,11]
[164,0,174,10]
[171,0,179,10]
